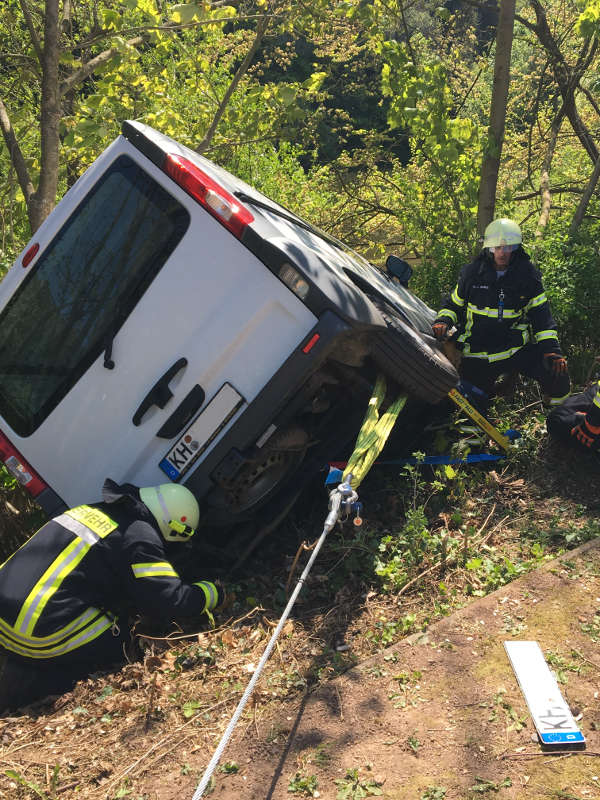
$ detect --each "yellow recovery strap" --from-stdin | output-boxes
[343,375,407,489]
[342,378,511,493]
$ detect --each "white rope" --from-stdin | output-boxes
[191,490,344,799]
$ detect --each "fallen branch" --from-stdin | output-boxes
[395,560,446,601]
[572,648,600,671]
[136,605,264,642]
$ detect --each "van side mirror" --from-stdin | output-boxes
[386,255,412,287]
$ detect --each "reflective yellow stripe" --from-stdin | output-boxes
[463,343,527,362]
[0,606,102,646]
[131,562,179,579]
[593,392,600,410]
[488,344,529,362]
[194,580,218,611]
[459,304,476,346]
[450,287,464,307]
[534,329,558,343]
[466,302,523,319]
[16,538,91,636]
[64,506,118,538]
[0,614,113,659]
[525,292,547,311]
[438,308,458,324]
[549,392,570,406]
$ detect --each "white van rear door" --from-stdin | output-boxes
[0,140,316,506]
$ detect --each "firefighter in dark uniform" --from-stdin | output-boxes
[547,379,600,452]
[0,479,221,711]
[432,218,570,410]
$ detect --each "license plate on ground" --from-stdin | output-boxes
[159,382,244,481]
[505,640,586,749]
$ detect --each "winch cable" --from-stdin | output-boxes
[191,376,406,799]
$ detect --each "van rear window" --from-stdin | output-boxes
[0,155,190,437]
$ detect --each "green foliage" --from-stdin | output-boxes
[520,516,600,550]
[469,776,512,793]
[487,689,527,731]
[545,650,583,685]
[181,699,202,718]
[219,762,239,774]
[372,455,463,593]
[577,0,600,36]
[288,772,319,796]
[335,768,383,799]
[580,614,600,643]
[421,788,447,800]
[368,614,417,646]
[311,743,332,767]
[528,223,600,367]
[5,769,50,799]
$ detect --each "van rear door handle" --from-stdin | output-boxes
[132,358,187,426]
[155,384,206,439]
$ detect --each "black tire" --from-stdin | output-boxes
[369,298,459,403]
[204,427,308,525]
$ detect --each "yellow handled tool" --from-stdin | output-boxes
[448,387,512,452]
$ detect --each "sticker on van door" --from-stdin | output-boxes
[159,383,244,481]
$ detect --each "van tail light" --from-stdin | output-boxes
[163,154,254,238]
[0,430,47,498]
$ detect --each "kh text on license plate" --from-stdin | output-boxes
[159,383,244,480]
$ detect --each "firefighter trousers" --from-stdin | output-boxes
[459,343,570,406]
[0,627,128,712]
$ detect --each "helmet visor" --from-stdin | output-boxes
[489,244,519,254]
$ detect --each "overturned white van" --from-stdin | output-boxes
[0,121,457,539]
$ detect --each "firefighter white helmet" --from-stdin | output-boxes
[139,483,200,542]
[483,218,522,249]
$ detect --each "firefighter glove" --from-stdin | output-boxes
[432,322,449,341]
[571,417,600,448]
[543,352,568,376]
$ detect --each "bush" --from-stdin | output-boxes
[529,222,600,381]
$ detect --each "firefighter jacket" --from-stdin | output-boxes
[435,249,562,363]
[0,480,218,666]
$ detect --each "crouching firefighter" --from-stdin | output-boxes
[432,218,570,411]
[547,378,600,453]
[0,479,222,712]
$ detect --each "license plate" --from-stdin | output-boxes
[505,641,586,749]
[159,383,244,481]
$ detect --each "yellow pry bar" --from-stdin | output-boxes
[448,388,512,452]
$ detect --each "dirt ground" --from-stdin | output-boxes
[207,539,600,800]
[1,406,599,800]
[2,539,599,800]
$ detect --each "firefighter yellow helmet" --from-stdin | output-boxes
[483,218,522,249]
[139,483,200,542]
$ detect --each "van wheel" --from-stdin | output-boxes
[205,427,308,522]
[369,297,458,403]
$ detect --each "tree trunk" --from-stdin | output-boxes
[476,0,516,241]
[0,98,35,208]
[196,15,269,155]
[535,108,563,237]
[29,0,62,232]
[528,0,598,164]
[570,155,600,235]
